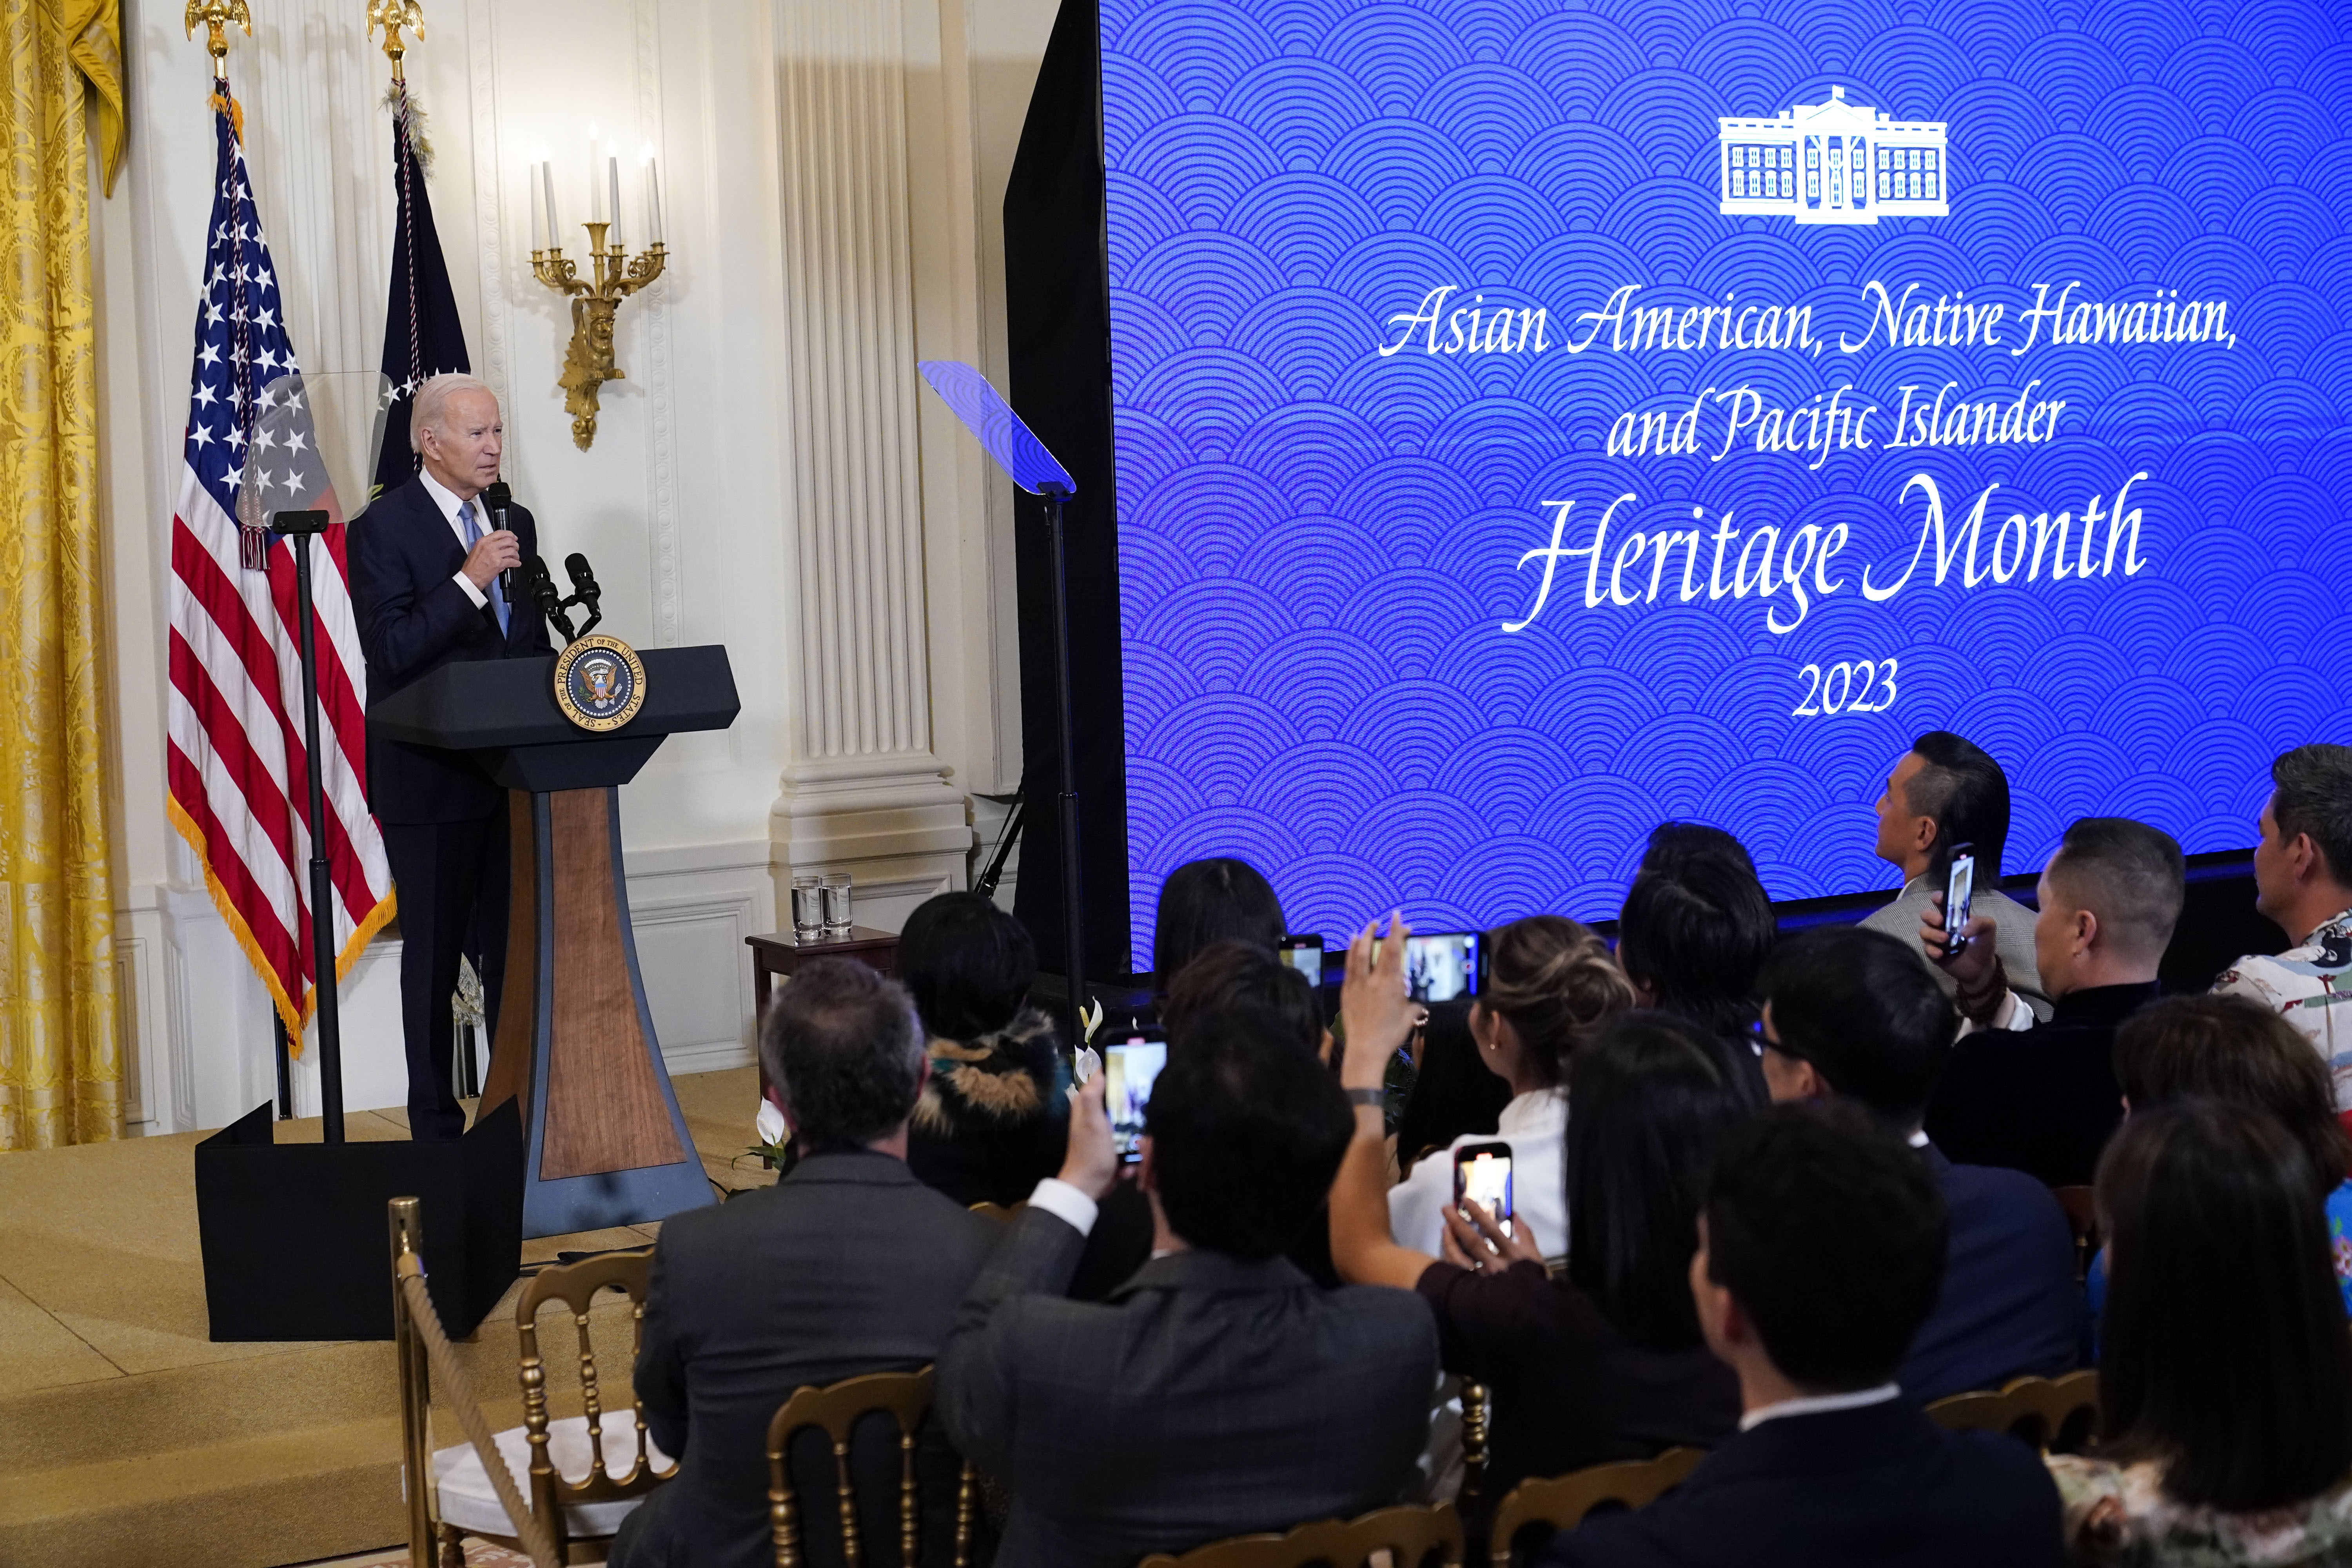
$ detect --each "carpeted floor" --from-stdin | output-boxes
[0,1065,772,1568]
[291,1544,533,1567]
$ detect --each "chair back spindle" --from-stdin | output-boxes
[1486,1449,1704,1567]
[766,1367,973,1568]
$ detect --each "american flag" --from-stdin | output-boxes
[165,90,393,1042]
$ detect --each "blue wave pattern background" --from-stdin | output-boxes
[1103,0,2352,967]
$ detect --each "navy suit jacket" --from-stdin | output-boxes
[1901,1144,2083,1403]
[1540,1398,2065,1568]
[349,475,551,823]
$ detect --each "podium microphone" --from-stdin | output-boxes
[483,480,517,604]
[564,552,604,636]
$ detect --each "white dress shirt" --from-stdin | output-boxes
[1388,1087,1568,1263]
[417,465,491,609]
[1026,1176,1099,1235]
[1738,1382,1900,1432]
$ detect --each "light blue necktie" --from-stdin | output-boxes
[458,498,510,636]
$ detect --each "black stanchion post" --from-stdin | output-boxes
[1041,483,1086,1042]
[273,1011,293,1120]
[276,510,346,1144]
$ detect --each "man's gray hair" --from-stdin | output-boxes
[409,373,499,452]
[759,957,927,1150]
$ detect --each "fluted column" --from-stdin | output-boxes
[770,0,973,925]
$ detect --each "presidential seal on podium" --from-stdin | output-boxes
[554,633,647,731]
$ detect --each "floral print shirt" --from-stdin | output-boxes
[2048,1455,2352,1565]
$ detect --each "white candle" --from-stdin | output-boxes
[642,148,664,245]
[608,155,622,250]
[541,162,558,248]
[587,125,603,222]
[529,163,545,251]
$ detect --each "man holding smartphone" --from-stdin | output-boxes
[938,1004,1437,1566]
[1862,733,2051,1021]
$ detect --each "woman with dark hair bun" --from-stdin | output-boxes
[897,891,1067,1206]
[2052,1101,2352,1563]
[1149,857,1286,987]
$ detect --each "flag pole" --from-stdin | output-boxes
[276,511,347,1143]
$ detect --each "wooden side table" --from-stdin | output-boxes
[746,926,902,1019]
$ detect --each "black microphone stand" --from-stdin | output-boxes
[272,509,346,1142]
[1040,482,1086,1042]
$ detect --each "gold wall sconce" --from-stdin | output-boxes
[528,147,667,450]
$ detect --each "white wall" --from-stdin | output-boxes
[96,0,1054,1131]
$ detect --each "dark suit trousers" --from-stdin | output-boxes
[383,805,509,1140]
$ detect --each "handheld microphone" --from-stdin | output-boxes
[483,480,516,604]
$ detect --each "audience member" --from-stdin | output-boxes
[1541,1104,2065,1568]
[2107,993,2352,1311]
[1070,940,1340,1296]
[1863,731,2052,1017]
[1638,819,1759,880]
[1920,817,2181,1185]
[1383,915,1636,1262]
[614,960,999,1568]
[2050,1102,2352,1564]
[937,1004,1437,1567]
[2215,742,2352,1114]
[1616,830,1776,1041]
[1329,993,1749,1501]
[898,891,1068,1207]
[1149,856,1286,987]
[1390,998,1514,1172]
[1758,927,2080,1401]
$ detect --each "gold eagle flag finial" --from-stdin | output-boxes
[183,0,251,78]
[367,0,426,82]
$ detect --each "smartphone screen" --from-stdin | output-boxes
[1944,845,1976,955]
[1278,934,1324,988]
[1104,1034,1166,1163]
[1404,932,1481,1002]
[1454,1141,1514,1237]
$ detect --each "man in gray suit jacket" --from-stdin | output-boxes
[612,958,1001,1568]
[1861,732,2052,1019]
[939,1004,1438,1567]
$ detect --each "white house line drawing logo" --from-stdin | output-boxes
[1718,86,1949,225]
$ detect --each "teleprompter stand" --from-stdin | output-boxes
[915,360,1091,1037]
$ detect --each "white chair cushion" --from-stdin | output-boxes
[431,1414,673,1539]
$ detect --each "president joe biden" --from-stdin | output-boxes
[350,374,551,1140]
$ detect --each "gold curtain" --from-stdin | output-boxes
[0,0,121,1149]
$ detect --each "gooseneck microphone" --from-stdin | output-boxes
[564,552,604,637]
[483,479,517,604]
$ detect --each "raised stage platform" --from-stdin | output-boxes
[0,1067,770,1568]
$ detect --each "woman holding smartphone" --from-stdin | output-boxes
[1330,917,1754,1502]
[1382,914,1632,1264]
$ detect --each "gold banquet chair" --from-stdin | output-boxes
[1137,1501,1465,1568]
[421,1246,677,1565]
[766,1367,980,1568]
[1486,1448,1705,1567]
[1926,1370,2101,1454]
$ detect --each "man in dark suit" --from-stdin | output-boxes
[1757,927,2081,1402]
[1541,1105,2064,1568]
[938,1004,1438,1567]
[611,959,1001,1568]
[349,374,551,1139]
[1923,817,2182,1185]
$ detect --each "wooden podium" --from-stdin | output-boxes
[371,645,740,1237]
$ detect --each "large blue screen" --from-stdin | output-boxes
[1104,0,2352,966]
